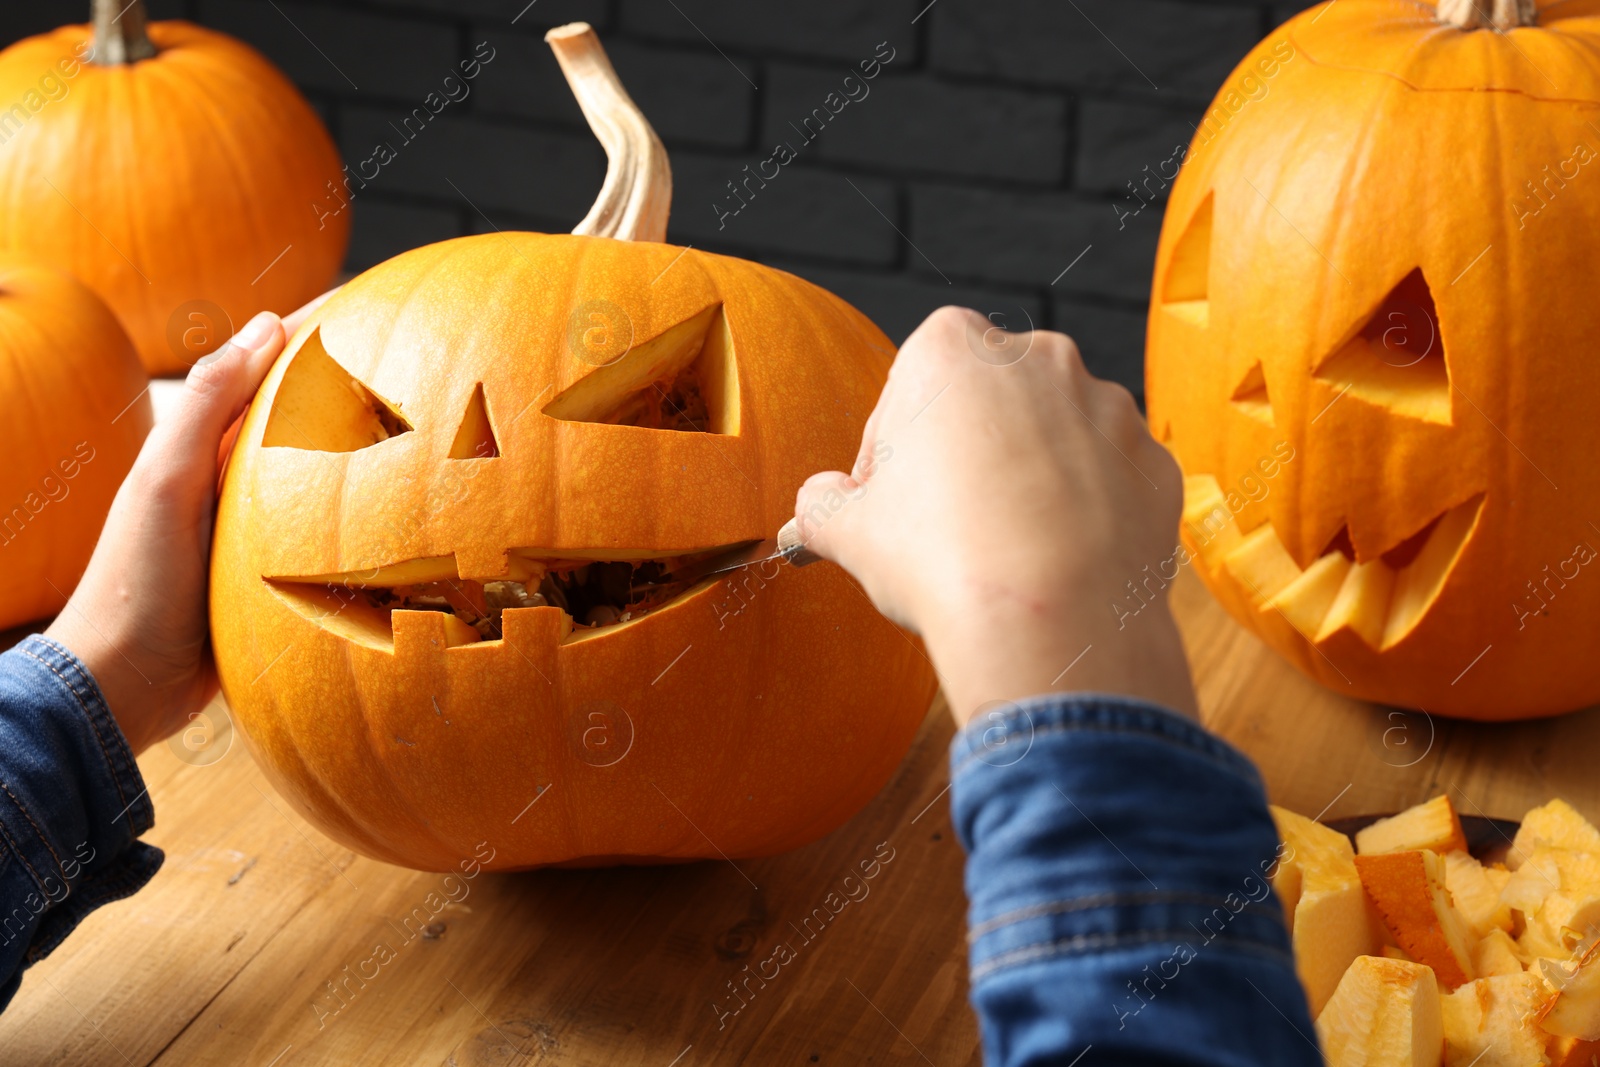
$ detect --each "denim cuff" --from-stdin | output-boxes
[0,635,162,966]
[950,693,1295,985]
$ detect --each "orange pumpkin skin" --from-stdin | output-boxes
[1146,1,1600,720]
[0,255,151,628]
[0,21,348,375]
[210,234,936,872]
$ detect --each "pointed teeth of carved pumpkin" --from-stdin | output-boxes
[266,545,749,652]
[1182,476,1485,651]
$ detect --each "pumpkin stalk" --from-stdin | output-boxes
[545,23,672,243]
[1435,0,1537,30]
[91,0,158,64]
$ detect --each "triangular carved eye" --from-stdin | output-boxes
[1230,361,1273,426]
[449,383,500,459]
[543,304,739,435]
[1314,269,1451,425]
[1161,192,1212,326]
[263,328,412,451]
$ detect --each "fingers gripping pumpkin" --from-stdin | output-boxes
[210,26,936,872]
[1146,0,1600,719]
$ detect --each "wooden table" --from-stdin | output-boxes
[6,571,1599,1066]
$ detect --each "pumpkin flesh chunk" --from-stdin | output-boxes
[1315,955,1442,1067]
[1271,805,1379,1015]
[1538,942,1600,1042]
[1356,795,1469,857]
[1355,849,1476,990]
[267,546,740,651]
[1440,973,1550,1067]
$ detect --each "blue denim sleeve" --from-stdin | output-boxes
[0,635,162,1009]
[951,694,1321,1067]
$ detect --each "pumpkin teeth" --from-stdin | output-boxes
[1184,477,1485,651]
[265,547,735,652]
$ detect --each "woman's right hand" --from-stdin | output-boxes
[794,306,1199,727]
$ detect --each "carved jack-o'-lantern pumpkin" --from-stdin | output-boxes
[1147,0,1600,720]
[211,26,935,870]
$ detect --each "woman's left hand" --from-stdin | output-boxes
[47,293,331,754]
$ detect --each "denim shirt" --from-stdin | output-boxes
[0,635,162,1008]
[0,638,1319,1064]
[951,694,1321,1066]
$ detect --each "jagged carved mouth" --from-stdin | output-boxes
[266,547,736,653]
[1184,477,1485,651]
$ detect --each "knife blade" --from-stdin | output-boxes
[665,518,822,588]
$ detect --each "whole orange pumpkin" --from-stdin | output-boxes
[210,25,935,871]
[0,254,151,629]
[1146,0,1600,719]
[0,0,348,375]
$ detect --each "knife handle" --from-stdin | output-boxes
[776,517,823,567]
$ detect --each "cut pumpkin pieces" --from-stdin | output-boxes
[1316,955,1443,1067]
[1355,850,1477,989]
[1511,848,1600,959]
[1515,800,1600,862]
[1471,928,1525,978]
[1441,972,1551,1067]
[1358,796,1469,857]
[1286,798,1600,1067]
[1443,850,1513,938]
[1538,944,1600,1042]
[1271,805,1379,1015]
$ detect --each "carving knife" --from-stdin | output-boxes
[664,518,822,587]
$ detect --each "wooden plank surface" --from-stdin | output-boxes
[5,569,1599,1065]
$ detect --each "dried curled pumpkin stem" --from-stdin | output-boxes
[546,22,672,243]
[1435,0,1538,30]
[91,0,158,64]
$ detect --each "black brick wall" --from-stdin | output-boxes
[7,0,1319,400]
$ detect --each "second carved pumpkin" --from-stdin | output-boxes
[1146,0,1600,719]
